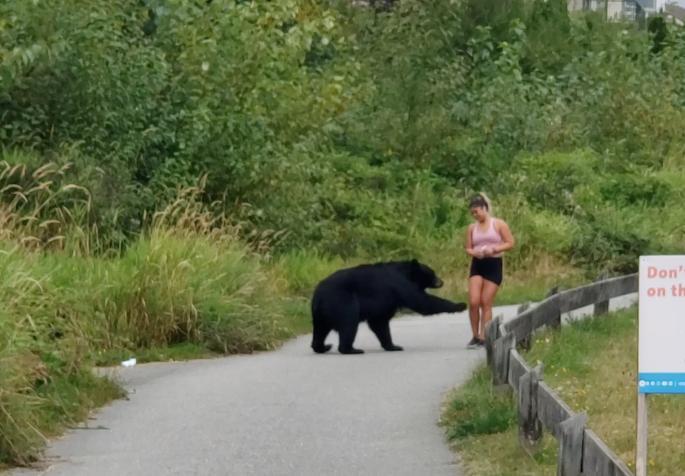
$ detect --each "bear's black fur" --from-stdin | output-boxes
[311,259,467,354]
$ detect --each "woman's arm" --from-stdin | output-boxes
[493,219,515,254]
[464,224,482,258]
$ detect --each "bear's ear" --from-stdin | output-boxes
[410,258,419,266]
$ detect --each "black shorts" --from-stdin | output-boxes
[469,257,503,286]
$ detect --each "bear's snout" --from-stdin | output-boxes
[433,278,443,288]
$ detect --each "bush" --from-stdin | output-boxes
[514,150,601,214]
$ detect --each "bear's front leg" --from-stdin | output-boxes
[368,319,403,351]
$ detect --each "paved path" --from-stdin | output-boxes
[9,295,637,476]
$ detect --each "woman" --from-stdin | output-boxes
[464,193,515,348]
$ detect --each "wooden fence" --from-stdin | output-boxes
[484,274,638,476]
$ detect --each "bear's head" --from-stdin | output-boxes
[407,259,443,289]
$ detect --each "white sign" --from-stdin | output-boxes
[639,256,685,394]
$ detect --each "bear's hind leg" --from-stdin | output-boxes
[311,322,332,354]
[368,319,403,351]
[338,321,364,354]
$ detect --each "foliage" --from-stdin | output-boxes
[2,0,685,271]
[3,0,685,464]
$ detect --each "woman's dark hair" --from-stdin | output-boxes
[468,193,491,211]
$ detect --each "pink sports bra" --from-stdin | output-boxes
[471,219,504,258]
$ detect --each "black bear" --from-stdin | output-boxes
[311,259,467,354]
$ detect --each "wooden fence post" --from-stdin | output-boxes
[593,299,609,316]
[517,302,533,350]
[594,272,610,316]
[485,315,502,367]
[636,393,648,476]
[558,413,587,476]
[547,286,562,329]
[518,363,544,456]
[583,429,634,476]
[492,332,516,388]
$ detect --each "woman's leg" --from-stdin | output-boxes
[468,276,484,339]
[479,279,500,340]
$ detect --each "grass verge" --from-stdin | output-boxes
[442,308,685,475]
[0,233,587,469]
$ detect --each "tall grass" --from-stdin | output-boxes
[0,156,89,250]
[0,244,125,465]
[0,158,94,463]
[271,249,346,296]
[0,173,310,465]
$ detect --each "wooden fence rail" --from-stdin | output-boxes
[484,273,638,476]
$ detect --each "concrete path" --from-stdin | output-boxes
[9,294,636,476]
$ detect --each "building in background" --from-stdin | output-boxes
[568,0,668,21]
[663,2,685,24]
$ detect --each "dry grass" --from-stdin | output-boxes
[0,160,89,252]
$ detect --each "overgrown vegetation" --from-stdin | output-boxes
[0,173,312,464]
[3,0,685,267]
[2,0,685,466]
[442,308,685,475]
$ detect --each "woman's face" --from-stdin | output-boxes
[470,206,488,222]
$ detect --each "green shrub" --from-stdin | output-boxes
[514,150,601,213]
